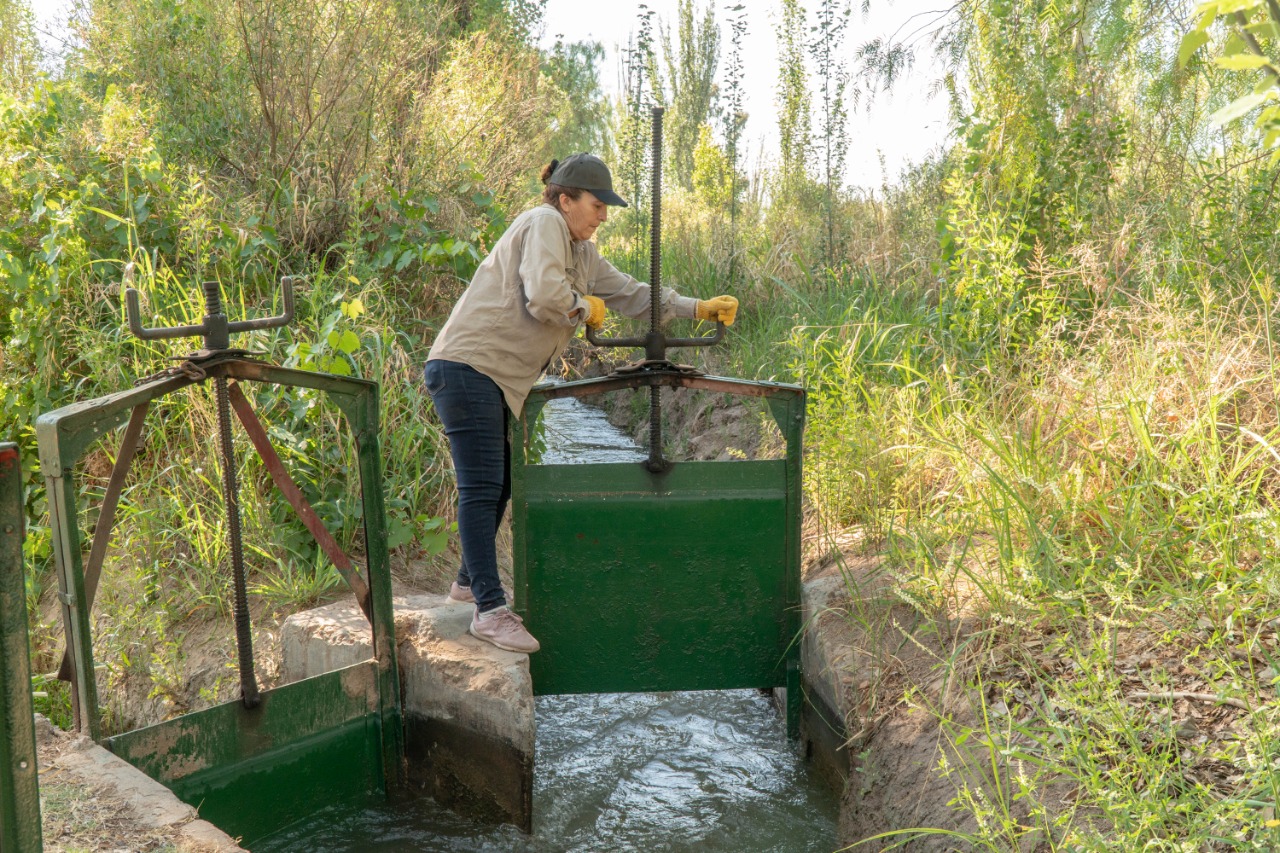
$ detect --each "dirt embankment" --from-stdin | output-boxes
[802,543,1081,851]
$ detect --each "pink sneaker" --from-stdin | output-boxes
[448,582,513,605]
[469,606,540,653]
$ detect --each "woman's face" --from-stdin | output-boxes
[559,191,608,241]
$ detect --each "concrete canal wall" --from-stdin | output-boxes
[279,583,854,834]
[34,713,244,851]
[279,593,535,830]
[38,580,851,846]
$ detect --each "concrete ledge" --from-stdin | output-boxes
[281,594,535,829]
[37,715,244,851]
[798,574,858,790]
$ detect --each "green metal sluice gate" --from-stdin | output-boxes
[514,106,806,733]
[513,373,804,732]
[27,270,403,847]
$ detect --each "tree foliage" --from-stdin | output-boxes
[543,39,612,159]
[775,0,811,205]
[721,3,749,285]
[810,0,852,264]
[654,0,720,190]
[1182,0,1280,152]
[0,0,38,95]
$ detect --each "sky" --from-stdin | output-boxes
[539,0,952,190]
[26,0,953,190]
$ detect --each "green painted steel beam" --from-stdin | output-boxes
[0,443,42,853]
[776,391,805,739]
[346,380,405,788]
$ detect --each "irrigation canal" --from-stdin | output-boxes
[254,392,838,851]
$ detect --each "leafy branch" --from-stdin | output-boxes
[1182,0,1280,151]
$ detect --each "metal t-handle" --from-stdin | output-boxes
[585,323,725,359]
[123,263,296,351]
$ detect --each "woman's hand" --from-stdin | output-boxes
[581,294,606,328]
[695,295,739,326]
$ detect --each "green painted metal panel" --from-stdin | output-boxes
[513,374,805,736]
[0,443,42,853]
[172,716,381,846]
[517,461,794,696]
[107,662,384,844]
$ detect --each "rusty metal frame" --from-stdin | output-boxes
[226,382,372,619]
[35,357,402,790]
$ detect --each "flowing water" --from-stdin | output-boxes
[254,392,838,852]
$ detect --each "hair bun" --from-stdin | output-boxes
[541,159,560,185]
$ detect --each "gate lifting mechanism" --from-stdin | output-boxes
[34,270,403,845]
[513,107,807,734]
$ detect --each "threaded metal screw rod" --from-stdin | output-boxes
[204,281,260,708]
[215,376,259,707]
[649,107,663,332]
[646,106,667,473]
[121,270,295,710]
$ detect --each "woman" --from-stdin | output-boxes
[423,153,739,653]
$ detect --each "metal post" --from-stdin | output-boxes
[0,442,42,852]
[770,391,806,739]
[348,382,404,790]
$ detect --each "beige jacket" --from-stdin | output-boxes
[426,203,698,413]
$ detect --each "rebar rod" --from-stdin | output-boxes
[649,106,663,331]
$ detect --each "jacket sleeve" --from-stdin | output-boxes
[589,252,698,321]
[519,214,588,327]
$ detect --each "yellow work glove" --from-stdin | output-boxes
[581,295,606,329]
[695,295,739,326]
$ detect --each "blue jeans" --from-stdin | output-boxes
[423,359,511,613]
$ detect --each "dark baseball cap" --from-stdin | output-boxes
[549,153,629,207]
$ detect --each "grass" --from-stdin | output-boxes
[805,286,1280,849]
[593,189,1280,849]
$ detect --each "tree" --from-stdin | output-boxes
[543,39,611,157]
[775,0,811,206]
[810,0,852,264]
[722,3,748,285]
[0,0,39,95]
[614,6,658,276]
[1182,0,1280,154]
[654,0,720,190]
